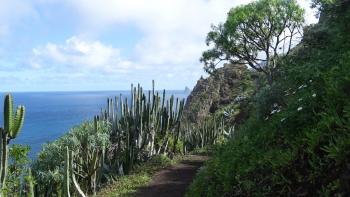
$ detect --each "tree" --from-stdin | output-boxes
[312,0,349,18]
[311,0,340,9]
[201,0,305,84]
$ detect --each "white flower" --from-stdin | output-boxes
[298,98,303,101]
[309,80,313,83]
[292,91,296,95]
[298,84,308,90]
[270,109,277,114]
[277,109,281,113]
[265,116,269,120]
[284,88,291,93]
[297,107,303,111]
[234,95,246,102]
[223,111,230,117]
[280,118,286,122]
[312,93,316,97]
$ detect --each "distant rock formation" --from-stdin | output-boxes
[184,86,191,93]
[182,64,256,124]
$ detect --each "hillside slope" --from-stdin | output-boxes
[187,1,350,196]
[183,64,255,124]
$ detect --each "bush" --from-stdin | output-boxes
[187,3,350,196]
[5,144,32,196]
[32,120,111,196]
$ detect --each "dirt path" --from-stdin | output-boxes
[134,155,208,197]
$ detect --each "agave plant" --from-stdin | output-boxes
[32,119,111,196]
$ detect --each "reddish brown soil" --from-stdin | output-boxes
[134,155,208,197]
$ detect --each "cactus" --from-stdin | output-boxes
[0,94,25,193]
[99,81,185,174]
[63,146,87,197]
[182,117,226,151]
[63,146,70,197]
[25,169,35,197]
[55,81,186,195]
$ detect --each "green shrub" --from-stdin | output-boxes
[32,120,111,196]
[187,2,350,196]
[5,144,31,196]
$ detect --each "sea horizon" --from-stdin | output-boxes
[0,90,189,158]
[0,89,188,93]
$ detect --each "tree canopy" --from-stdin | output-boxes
[201,0,305,84]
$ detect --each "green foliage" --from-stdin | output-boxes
[32,82,186,196]
[188,1,350,196]
[5,144,32,196]
[182,117,228,153]
[24,169,35,197]
[32,120,111,196]
[201,0,304,84]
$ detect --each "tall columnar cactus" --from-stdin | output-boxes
[0,94,25,193]
[100,81,185,174]
[58,81,186,194]
[182,117,225,151]
[63,146,71,197]
[25,169,35,197]
[63,146,87,197]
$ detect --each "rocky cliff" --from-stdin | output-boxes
[183,64,256,124]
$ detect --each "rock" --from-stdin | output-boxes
[184,86,191,94]
[182,64,255,124]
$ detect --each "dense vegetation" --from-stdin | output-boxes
[0,81,223,196]
[30,82,189,196]
[187,0,350,196]
[1,0,349,196]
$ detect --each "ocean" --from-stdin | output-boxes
[0,91,188,157]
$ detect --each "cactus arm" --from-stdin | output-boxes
[4,94,14,134]
[72,172,87,197]
[10,106,25,139]
[26,169,35,197]
[69,150,87,197]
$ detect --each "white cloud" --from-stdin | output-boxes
[66,0,317,65]
[26,0,318,90]
[30,36,140,74]
[67,0,252,66]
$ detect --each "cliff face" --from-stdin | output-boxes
[183,64,255,124]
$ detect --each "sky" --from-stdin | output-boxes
[0,0,318,92]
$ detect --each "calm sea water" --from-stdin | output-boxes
[0,91,188,157]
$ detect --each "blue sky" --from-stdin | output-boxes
[0,0,318,92]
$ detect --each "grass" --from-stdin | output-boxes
[97,155,183,197]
